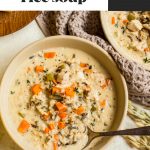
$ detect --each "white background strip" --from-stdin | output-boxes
[0,0,108,11]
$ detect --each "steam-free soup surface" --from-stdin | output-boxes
[9,48,116,150]
[109,11,150,69]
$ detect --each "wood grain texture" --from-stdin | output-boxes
[0,11,41,36]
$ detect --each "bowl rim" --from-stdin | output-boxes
[100,11,120,56]
[0,35,128,150]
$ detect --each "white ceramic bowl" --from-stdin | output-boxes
[0,35,128,150]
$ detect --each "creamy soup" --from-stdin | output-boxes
[9,48,117,150]
[109,11,150,69]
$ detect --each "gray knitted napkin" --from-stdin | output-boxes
[36,11,150,107]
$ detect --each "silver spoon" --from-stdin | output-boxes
[82,126,150,149]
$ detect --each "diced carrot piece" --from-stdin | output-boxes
[83,69,92,74]
[55,102,67,112]
[44,127,50,134]
[122,19,128,24]
[144,48,150,52]
[35,66,44,73]
[41,112,51,121]
[100,100,107,108]
[65,86,75,97]
[58,122,66,129]
[52,87,61,94]
[31,84,42,95]
[53,142,58,150]
[74,106,85,115]
[44,52,56,59]
[18,119,30,133]
[80,63,88,68]
[49,122,55,130]
[112,17,115,25]
[101,83,107,89]
[54,134,59,141]
[101,79,111,89]
[58,112,67,119]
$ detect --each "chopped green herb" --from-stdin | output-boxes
[91,105,96,112]
[16,79,20,85]
[27,80,30,84]
[44,69,48,73]
[78,92,83,98]
[143,57,150,63]
[29,56,34,59]
[35,121,38,125]
[89,65,92,69]
[104,122,108,126]
[90,122,95,126]
[114,21,119,28]
[81,113,88,119]
[31,124,38,128]
[101,108,104,111]
[49,83,53,89]
[72,54,76,58]
[45,73,54,82]
[10,91,15,94]
[45,137,50,143]
[56,65,65,73]
[18,112,25,118]
[52,94,64,101]
[75,88,79,93]
[121,26,126,34]
[64,61,71,66]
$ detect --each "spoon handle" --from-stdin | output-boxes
[99,126,150,136]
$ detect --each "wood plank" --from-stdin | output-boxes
[0,11,41,36]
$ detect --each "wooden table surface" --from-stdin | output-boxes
[0,11,40,36]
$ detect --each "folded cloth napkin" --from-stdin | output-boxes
[36,11,150,107]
